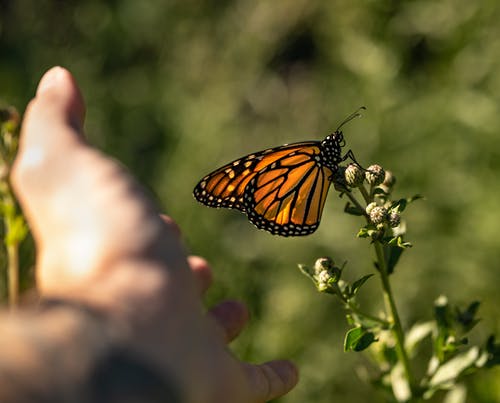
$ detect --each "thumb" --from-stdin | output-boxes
[35,66,86,134]
[11,67,87,199]
[17,66,86,160]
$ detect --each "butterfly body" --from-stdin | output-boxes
[193,131,347,236]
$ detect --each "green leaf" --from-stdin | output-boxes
[298,263,314,278]
[298,264,319,288]
[455,301,481,332]
[344,327,376,352]
[391,198,407,213]
[433,296,455,362]
[397,238,412,248]
[443,384,467,403]
[405,321,435,357]
[350,274,373,296]
[390,362,412,402]
[344,327,363,351]
[485,335,500,367]
[358,224,379,239]
[428,347,481,389]
[354,331,376,351]
[373,187,389,196]
[357,227,370,238]
[390,195,424,213]
[409,194,424,203]
[388,235,412,249]
[386,244,403,274]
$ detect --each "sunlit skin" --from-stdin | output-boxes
[5,67,298,403]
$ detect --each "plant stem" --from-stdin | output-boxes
[354,183,416,396]
[7,240,18,308]
[1,113,22,308]
[2,190,20,308]
[374,241,414,394]
[359,185,371,203]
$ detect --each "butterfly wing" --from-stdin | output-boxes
[242,145,334,236]
[193,141,320,212]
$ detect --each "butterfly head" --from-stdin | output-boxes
[320,130,345,169]
[319,107,365,169]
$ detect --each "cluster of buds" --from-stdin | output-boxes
[342,163,392,189]
[313,256,342,292]
[365,202,400,228]
[300,256,375,311]
[337,162,406,242]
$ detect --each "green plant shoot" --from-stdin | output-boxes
[299,162,500,402]
[0,106,28,307]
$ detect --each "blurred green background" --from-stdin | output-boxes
[1,0,500,401]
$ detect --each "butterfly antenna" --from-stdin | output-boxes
[336,106,366,132]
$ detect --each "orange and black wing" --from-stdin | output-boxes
[242,145,333,236]
[193,141,320,212]
[194,141,334,236]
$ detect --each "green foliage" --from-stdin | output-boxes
[299,162,499,401]
[419,297,497,400]
[350,274,374,298]
[0,107,27,305]
[2,1,500,401]
[344,326,377,352]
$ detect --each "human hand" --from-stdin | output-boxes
[10,66,298,403]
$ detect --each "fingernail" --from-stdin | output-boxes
[36,66,66,95]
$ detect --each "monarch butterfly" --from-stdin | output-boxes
[193,109,364,236]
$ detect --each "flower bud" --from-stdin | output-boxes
[388,211,401,228]
[317,269,332,285]
[365,164,385,186]
[382,170,396,188]
[378,170,396,194]
[344,163,364,188]
[369,206,387,225]
[365,202,378,215]
[314,256,334,275]
[314,257,341,286]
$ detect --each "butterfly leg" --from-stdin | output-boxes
[342,149,365,170]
